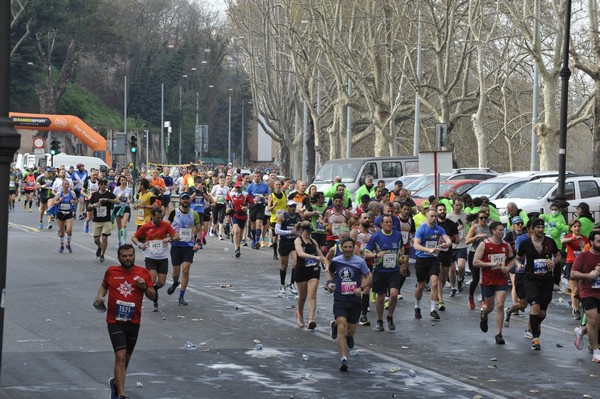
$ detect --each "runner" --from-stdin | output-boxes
[267,179,286,260]
[94,244,156,399]
[8,167,19,211]
[226,182,254,258]
[351,212,375,326]
[293,220,327,329]
[562,219,588,320]
[447,198,468,295]
[113,175,132,247]
[435,203,459,311]
[82,169,100,233]
[53,180,77,253]
[465,211,492,310]
[22,168,36,212]
[167,192,202,305]
[189,176,212,247]
[275,201,302,295]
[473,221,513,344]
[36,168,55,229]
[133,178,157,230]
[247,170,270,249]
[327,237,371,372]
[160,166,174,216]
[210,176,230,240]
[88,179,119,262]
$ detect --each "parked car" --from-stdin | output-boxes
[466,171,577,201]
[412,179,482,206]
[493,175,600,223]
[384,173,424,192]
[404,169,498,194]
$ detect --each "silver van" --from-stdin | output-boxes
[311,157,419,195]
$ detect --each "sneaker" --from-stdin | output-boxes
[573,309,582,320]
[369,291,377,303]
[219,235,224,241]
[235,248,241,258]
[531,338,541,350]
[438,301,446,311]
[153,301,159,312]
[167,281,180,295]
[330,320,338,339]
[346,335,355,349]
[574,326,584,350]
[386,316,396,331]
[524,329,533,339]
[78,214,85,220]
[241,240,248,246]
[398,293,404,300]
[480,310,488,333]
[202,237,207,245]
[84,221,89,234]
[251,239,256,249]
[384,299,389,309]
[261,241,267,247]
[495,334,505,345]
[468,296,475,310]
[39,222,43,229]
[288,284,298,295]
[481,301,487,311]
[339,358,349,372]
[593,349,600,363]
[374,320,385,332]
[109,377,117,399]
[307,320,317,330]
[457,278,464,292]
[359,315,370,326]
[96,246,102,258]
[254,241,261,250]
[178,296,188,306]
[66,245,72,254]
[424,283,431,292]
[414,307,422,319]
[59,245,64,254]
[504,308,512,328]
[47,224,52,229]
[272,254,279,260]
[430,310,440,320]
[99,255,105,262]
[450,288,457,297]
[278,285,286,296]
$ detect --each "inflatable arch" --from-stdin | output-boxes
[9,112,112,165]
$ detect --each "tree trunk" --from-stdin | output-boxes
[537,76,559,171]
[373,126,388,157]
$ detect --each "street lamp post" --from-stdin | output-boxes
[557,0,572,218]
[228,89,232,165]
[241,101,244,167]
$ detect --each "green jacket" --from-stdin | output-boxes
[539,212,568,250]
[354,184,376,204]
[578,216,595,238]
[507,209,528,229]
[323,182,351,204]
[469,205,500,222]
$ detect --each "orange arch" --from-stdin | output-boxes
[9,112,112,165]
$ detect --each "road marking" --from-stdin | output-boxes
[8,222,40,233]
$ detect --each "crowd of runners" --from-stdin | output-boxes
[9,161,600,396]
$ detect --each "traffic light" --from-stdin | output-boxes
[130,135,137,153]
[50,139,61,155]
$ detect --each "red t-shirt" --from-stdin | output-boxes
[480,239,510,286]
[572,250,600,300]
[133,220,176,241]
[102,265,153,324]
[564,233,588,264]
[226,191,254,220]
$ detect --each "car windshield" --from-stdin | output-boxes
[466,182,505,198]
[386,175,422,191]
[405,174,450,192]
[507,182,556,200]
[313,160,364,183]
[414,182,455,198]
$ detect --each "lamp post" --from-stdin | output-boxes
[228,89,232,165]
[557,0,572,218]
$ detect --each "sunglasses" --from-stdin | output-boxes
[514,222,523,226]
[99,182,107,185]
[478,216,487,220]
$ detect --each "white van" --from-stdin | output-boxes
[311,157,419,195]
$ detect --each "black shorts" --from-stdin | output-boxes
[333,300,361,324]
[107,322,140,354]
[161,195,171,207]
[170,246,195,266]
[415,257,441,283]
[40,197,49,205]
[232,216,247,229]
[9,190,16,196]
[213,204,226,224]
[295,264,321,283]
[372,270,402,294]
[438,250,452,267]
[262,213,270,225]
[514,274,526,299]
[74,188,82,199]
[249,204,266,222]
[524,278,553,310]
[145,258,169,274]
[56,212,74,221]
[581,296,600,311]
[278,240,296,257]
[481,284,509,298]
[203,212,211,222]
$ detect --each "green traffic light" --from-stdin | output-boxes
[50,149,56,155]
[131,147,137,153]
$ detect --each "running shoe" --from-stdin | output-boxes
[251,240,256,249]
[424,283,431,292]
[167,281,180,295]
[414,307,422,319]
[346,335,355,349]
[288,283,298,295]
[254,241,261,250]
[47,224,52,229]
[339,358,349,372]
[59,245,64,253]
[524,329,533,339]
[109,377,117,399]
[369,291,377,303]
[531,338,541,350]
[202,237,207,245]
[235,249,241,258]
[219,235,224,240]
[386,316,396,331]
[99,255,105,262]
[307,320,317,330]
[430,310,440,320]
[374,320,384,332]
[450,288,457,297]
[178,296,188,306]
[272,254,278,260]
[261,241,267,247]
[241,240,248,246]
[457,278,464,292]
[468,296,475,310]
[359,315,370,326]
[66,245,72,254]
[480,309,488,333]
[330,320,338,339]
[398,293,403,300]
[296,310,304,328]
[84,221,89,234]
[504,307,512,327]
[96,246,102,258]
[495,334,505,345]
[78,214,85,220]
[384,299,389,309]
[438,301,446,311]
[574,326,584,350]
[593,349,600,363]
[278,285,286,296]
[39,222,43,229]
[153,301,159,312]
[573,309,582,320]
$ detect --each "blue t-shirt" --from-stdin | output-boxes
[247,181,270,205]
[329,254,370,303]
[161,175,174,196]
[414,223,447,258]
[373,215,401,232]
[365,230,403,272]
[189,187,205,214]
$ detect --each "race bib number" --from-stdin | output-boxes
[217,196,226,204]
[115,300,135,322]
[401,231,409,245]
[533,259,548,274]
[149,240,164,255]
[341,281,358,295]
[9,181,15,188]
[592,277,600,289]
[304,258,318,267]
[489,254,506,270]
[276,209,285,217]
[96,206,107,218]
[331,223,342,236]
[426,241,437,249]
[179,228,193,242]
[60,203,72,212]
[136,208,145,221]
[383,253,397,268]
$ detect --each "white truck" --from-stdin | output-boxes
[15,153,108,171]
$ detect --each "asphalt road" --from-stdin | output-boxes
[1,204,599,399]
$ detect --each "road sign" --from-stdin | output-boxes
[33,148,45,154]
[32,136,45,149]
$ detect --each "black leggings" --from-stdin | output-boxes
[468,251,480,297]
